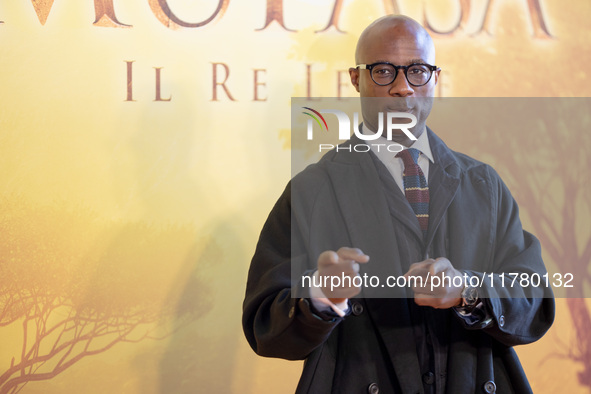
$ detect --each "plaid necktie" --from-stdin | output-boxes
[396,148,429,237]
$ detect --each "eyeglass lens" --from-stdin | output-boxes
[371,64,432,86]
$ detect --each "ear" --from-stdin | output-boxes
[433,68,441,86]
[349,67,360,93]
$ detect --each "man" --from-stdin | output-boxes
[243,15,554,394]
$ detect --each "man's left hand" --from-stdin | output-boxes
[404,257,464,309]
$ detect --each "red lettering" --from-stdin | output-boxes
[148,0,229,30]
[154,67,172,102]
[211,63,236,101]
[30,0,55,25]
[257,0,296,31]
[423,0,469,36]
[125,61,135,101]
[94,0,131,28]
[253,69,267,102]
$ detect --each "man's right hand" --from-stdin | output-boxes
[317,247,370,304]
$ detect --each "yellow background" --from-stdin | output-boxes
[0,0,590,393]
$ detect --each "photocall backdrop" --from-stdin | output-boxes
[0,1,589,393]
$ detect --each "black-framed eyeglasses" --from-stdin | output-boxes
[356,62,440,87]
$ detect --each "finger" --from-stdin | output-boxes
[318,260,359,278]
[408,274,447,296]
[336,247,370,263]
[405,259,436,275]
[411,258,436,268]
[317,250,339,268]
[429,258,451,276]
[404,264,430,278]
[341,262,362,277]
[336,247,370,264]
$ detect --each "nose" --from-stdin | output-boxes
[388,71,414,97]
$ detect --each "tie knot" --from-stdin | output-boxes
[396,148,421,166]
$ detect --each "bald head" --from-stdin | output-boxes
[355,15,435,65]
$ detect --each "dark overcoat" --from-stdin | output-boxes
[243,129,555,394]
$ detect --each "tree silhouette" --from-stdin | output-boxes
[0,196,210,393]
[432,98,591,388]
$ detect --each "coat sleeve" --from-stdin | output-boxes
[242,181,343,360]
[456,166,555,347]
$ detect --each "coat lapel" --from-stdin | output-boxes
[424,129,461,250]
[324,139,424,393]
[324,142,407,293]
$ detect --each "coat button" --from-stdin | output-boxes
[352,301,364,316]
[498,315,505,327]
[367,383,379,394]
[483,380,496,393]
[422,371,435,385]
